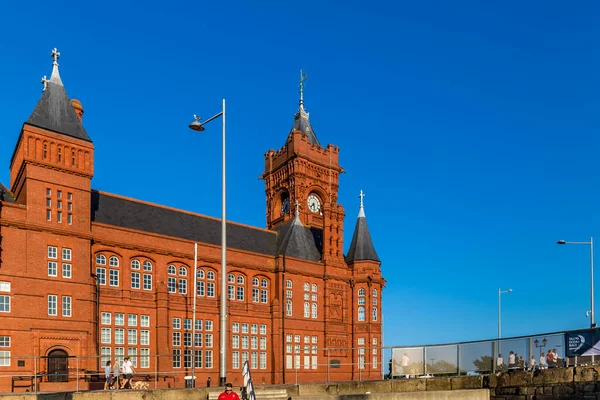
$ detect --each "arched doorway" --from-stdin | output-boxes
[47,349,69,382]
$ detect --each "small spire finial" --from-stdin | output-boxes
[299,69,308,110]
[41,75,48,91]
[51,48,60,65]
[48,47,63,86]
[294,199,301,217]
[358,190,366,218]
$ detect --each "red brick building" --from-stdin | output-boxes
[0,50,383,392]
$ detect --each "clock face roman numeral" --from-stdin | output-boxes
[281,198,290,215]
[307,194,321,213]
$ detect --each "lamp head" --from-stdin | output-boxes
[189,115,205,131]
[508,289,513,293]
[557,240,566,245]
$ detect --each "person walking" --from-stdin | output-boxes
[104,360,115,390]
[529,355,536,371]
[539,352,547,369]
[401,353,410,379]
[218,383,241,400]
[120,357,135,389]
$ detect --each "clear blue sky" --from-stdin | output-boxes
[1,1,600,348]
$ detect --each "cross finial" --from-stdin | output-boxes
[41,75,49,91]
[294,199,301,217]
[358,190,366,218]
[51,48,60,65]
[299,69,308,106]
[359,190,365,208]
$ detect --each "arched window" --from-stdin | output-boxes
[228,274,235,283]
[179,267,187,276]
[304,283,310,291]
[372,289,378,297]
[237,276,244,284]
[311,303,317,318]
[143,261,153,271]
[358,306,366,321]
[207,271,215,280]
[168,265,176,275]
[311,284,317,292]
[286,300,292,316]
[252,277,259,286]
[96,254,106,265]
[47,349,69,382]
[109,256,119,267]
[286,280,292,288]
[197,270,205,279]
[261,279,268,288]
[131,260,140,270]
[372,307,378,322]
[304,302,310,318]
[358,288,366,296]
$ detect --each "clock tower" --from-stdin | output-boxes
[262,71,345,264]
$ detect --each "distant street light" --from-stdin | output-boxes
[557,238,595,328]
[534,338,547,357]
[498,288,513,340]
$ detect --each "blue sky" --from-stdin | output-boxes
[1,1,600,348]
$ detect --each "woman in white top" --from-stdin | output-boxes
[508,351,516,368]
[539,352,547,369]
[529,356,536,370]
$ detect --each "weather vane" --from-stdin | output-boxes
[299,69,308,102]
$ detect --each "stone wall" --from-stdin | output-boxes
[3,367,600,400]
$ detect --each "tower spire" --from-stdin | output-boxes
[49,48,63,86]
[358,190,366,218]
[345,190,379,263]
[289,69,320,146]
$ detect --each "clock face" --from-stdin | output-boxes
[281,198,290,215]
[307,194,321,214]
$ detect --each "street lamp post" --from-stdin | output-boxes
[498,288,513,348]
[189,99,227,386]
[534,338,547,358]
[557,238,595,328]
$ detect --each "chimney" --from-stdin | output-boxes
[71,99,84,121]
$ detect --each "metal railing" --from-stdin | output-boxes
[2,327,599,394]
[389,327,600,378]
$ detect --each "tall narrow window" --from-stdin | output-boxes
[358,306,365,321]
[71,150,76,166]
[286,300,292,316]
[48,295,58,316]
[62,296,72,317]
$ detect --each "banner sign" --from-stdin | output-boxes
[566,329,598,357]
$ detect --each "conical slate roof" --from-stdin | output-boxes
[276,213,321,262]
[25,50,91,142]
[345,194,379,263]
[291,107,320,146]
